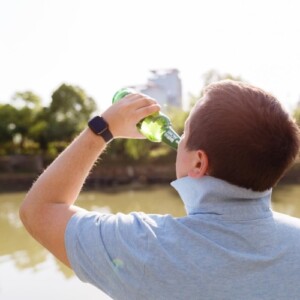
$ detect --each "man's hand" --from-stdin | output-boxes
[19,92,160,268]
[103,92,160,139]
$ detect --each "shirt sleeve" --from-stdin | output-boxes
[65,210,154,299]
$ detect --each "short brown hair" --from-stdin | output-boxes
[186,80,300,191]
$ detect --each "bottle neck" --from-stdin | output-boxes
[161,127,181,150]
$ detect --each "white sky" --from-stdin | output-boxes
[1,0,300,113]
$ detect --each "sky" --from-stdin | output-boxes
[1,0,300,113]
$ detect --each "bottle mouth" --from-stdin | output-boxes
[112,88,135,103]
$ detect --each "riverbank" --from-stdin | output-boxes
[0,163,177,192]
[0,159,299,192]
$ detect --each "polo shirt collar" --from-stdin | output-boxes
[171,176,272,219]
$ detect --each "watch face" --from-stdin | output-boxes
[88,116,113,142]
[89,116,108,134]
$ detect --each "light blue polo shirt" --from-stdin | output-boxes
[65,176,300,300]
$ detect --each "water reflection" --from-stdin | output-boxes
[272,184,300,217]
[0,184,299,299]
[1,185,300,272]
[1,188,182,254]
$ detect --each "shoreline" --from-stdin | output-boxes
[0,163,299,193]
[0,163,177,192]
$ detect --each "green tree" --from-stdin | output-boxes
[28,107,50,153]
[0,92,43,154]
[166,106,189,135]
[11,91,43,152]
[0,104,19,154]
[13,91,41,111]
[47,84,97,142]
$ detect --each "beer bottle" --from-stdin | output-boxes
[112,88,180,150]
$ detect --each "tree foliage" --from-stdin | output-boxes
[0,84,97,156]
[0,104,18,146]
[47,84,97,142]
[1,71,299,168]
[0,92,42,154]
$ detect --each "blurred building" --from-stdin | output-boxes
[129,69,182,109]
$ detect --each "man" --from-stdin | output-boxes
[20,80,300,299]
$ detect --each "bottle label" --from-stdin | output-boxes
[162,128,180,150]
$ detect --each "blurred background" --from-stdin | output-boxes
[1,0,300,299]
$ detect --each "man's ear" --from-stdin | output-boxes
[188,150,209,178]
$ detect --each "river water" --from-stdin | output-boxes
[0,184,299,300]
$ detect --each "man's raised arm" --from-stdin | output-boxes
[19,93,160,267]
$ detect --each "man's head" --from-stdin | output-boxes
[176,80,300,191]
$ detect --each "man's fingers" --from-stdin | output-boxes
[103,92,161,139]
[134,103,161,122]
[122,94,158,110]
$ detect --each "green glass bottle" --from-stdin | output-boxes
[112,88,180,150]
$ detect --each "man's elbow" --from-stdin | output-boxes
[19,195,40,234]
[19,198,32,231]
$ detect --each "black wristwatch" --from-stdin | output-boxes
[88,116,113,143]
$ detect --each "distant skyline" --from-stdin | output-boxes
[1,0,300,113]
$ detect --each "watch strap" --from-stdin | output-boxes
[100,127,113,142]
